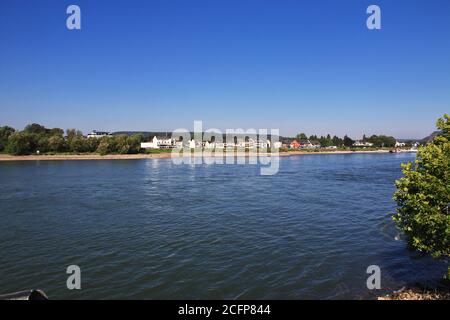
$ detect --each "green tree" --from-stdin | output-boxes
[321,134,332,147]
[115,135,131,154]
[66,129,86,153]
[367,135,396,148]
[332,135,342,147]
[343,135,354,147]
[49,128,64,136]
[70,136,87,153]
[6,132,32,155]
[393,114,450,278]
[23,123,59,153]
[128,134,143,154]
[36,136,49,153]
[24,123,47,135]
[48,135,66,152]
[0,126,16,151]
[112,134,142,154]
[85,137,100,153]
[96,137,117,155]
[296,133,307,140]
[96,138,109,155]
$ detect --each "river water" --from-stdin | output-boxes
[0,153,447,299]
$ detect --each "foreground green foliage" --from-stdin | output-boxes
[393,114,450,278]
[0,123,143,155]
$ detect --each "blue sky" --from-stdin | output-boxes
[0,0,449,139]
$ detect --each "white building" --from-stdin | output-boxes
[87,130,111,138]
[141,136,176,149]
[175,141,183,148]
[141,136,284,150]
[255,139,270,149]
[205,138,279,150]
[297,139,321,149]
[353,140,374,147]
[273,141,282,149]
[395,141,406,148]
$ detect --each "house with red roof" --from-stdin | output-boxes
[290,140,301,149]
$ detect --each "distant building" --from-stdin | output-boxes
[87,130,111,138]
[142,136,284,150]
[141,136,176,149]
[298,140,320,149]
[273,141,282,149]
[395,141,406,148]
[290,140,301,149]
[255,139,270,149]
[309,140,321,149]
[203,138,277,149]
[353,140,374,147]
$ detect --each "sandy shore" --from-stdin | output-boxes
[0,150,397,162]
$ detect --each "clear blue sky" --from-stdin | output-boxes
[1,0,449,139]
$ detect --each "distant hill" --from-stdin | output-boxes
[112,131,172,139]
[420,131,441,143]
[396,131,442,143]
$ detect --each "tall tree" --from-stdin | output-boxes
[296,133,307,140]
[332,135,342,147]
[343,135,354,147]
[393,114,450,279]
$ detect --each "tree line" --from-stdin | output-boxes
[0,123,401,156]
[0,124,143,155]
[294,132,397,148]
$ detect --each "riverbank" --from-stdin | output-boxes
[0,150,399,161]
[378,287,450,300]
